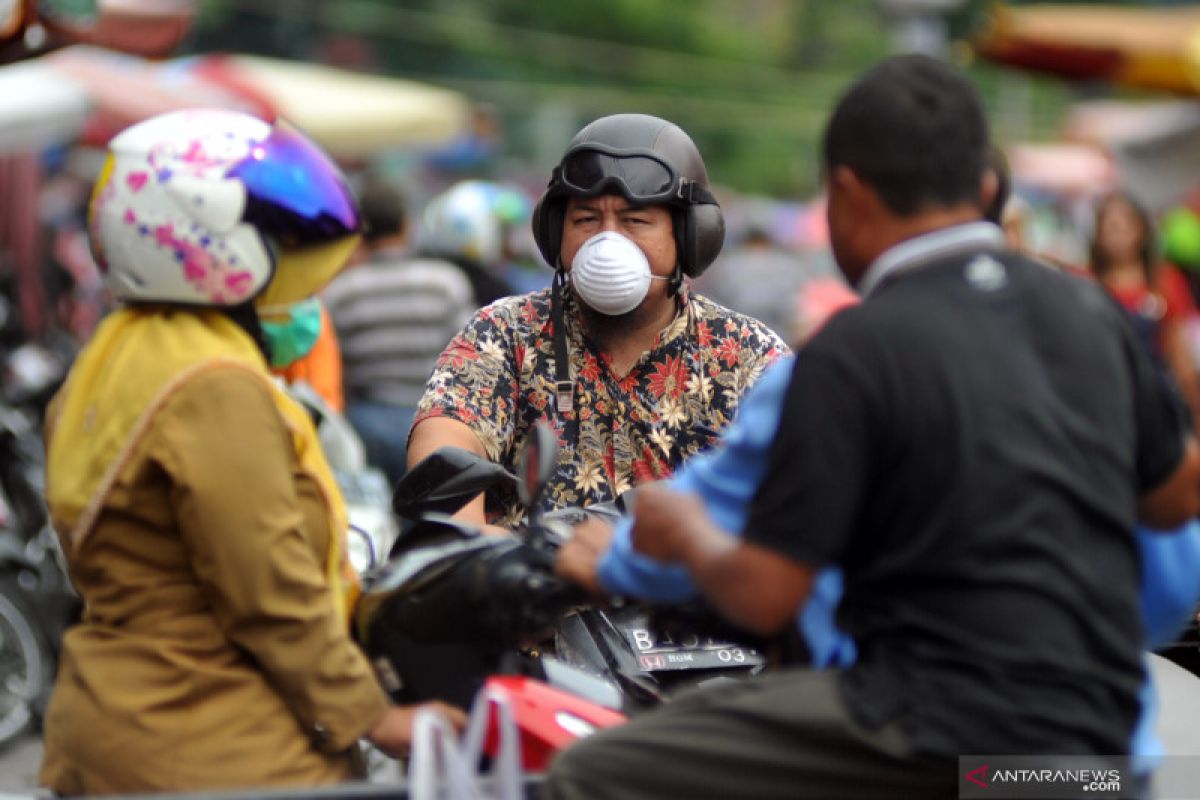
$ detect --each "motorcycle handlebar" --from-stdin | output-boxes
[488,550,585,607]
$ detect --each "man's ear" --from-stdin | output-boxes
[980,168,1000,220]
[830,165,882,218]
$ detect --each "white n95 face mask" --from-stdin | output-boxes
[569,231,669,316]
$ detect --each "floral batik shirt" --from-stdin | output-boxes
[413,285,789,527]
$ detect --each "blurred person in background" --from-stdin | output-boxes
[269,297,344,412]
[1002,194,1032,253]
[419,179,535,305]
[1089,191,1200,436]
[39,110,463,795]
[1160,201,1200,377]
[323,178,475,485]
[408,113,788,528]
[695,224,840,342]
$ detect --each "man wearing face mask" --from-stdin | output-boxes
[409,113,788,527]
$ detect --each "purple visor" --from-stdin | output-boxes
[227,120,360,246]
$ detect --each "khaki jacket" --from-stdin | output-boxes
[40,310,389,794]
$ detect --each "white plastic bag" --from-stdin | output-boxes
[409,687,524,800]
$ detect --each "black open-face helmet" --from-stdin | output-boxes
[531,113,725,278]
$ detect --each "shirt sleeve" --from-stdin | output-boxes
[744,349,878,566]
[1137,520,1200,648]
[412,305,520,462]
[728,313,792,400]
[1160,265,1197,324]
[154,367,389,752]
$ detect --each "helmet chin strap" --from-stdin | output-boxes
[668,263,684,296]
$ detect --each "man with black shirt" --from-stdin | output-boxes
[544,55,1200,800]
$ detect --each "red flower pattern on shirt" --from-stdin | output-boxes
[414,285,788,526]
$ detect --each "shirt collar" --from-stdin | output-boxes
[563,284,694,351]
[857,221,1006,299]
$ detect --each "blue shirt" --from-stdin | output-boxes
[597,354,1200,758]
[598,356,855,668]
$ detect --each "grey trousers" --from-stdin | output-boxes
[541,668,958,800]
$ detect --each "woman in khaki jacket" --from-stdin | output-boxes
[38,109,462,794]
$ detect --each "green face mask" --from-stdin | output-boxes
[260,297,322,368]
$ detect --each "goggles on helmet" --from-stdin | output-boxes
[229,120,361,247]
[551,144,716,206]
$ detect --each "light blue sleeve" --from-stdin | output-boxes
[596,357,794,600]
[1138,519,1200,649]
[594,356,856,668]
[1131,519,1200,768]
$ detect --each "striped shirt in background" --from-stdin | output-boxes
[323,251,477,408]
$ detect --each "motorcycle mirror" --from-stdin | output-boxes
[393,446,516,519]
[516,422,558,518]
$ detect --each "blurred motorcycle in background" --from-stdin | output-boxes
[0,294,78,749]
[283,381,399,579]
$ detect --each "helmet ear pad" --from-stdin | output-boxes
[675,203,725,278]
[531,193,565,270]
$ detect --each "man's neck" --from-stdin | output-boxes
[847,205,985,287]
[579,294,680,377]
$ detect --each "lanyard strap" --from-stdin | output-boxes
[550,269,573,415]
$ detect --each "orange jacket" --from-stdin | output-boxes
[274,303,344,412]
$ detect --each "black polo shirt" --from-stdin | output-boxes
[746,223,1186,757]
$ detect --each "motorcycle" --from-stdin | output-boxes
[355,423,763,770]
[283,381,399,577]
[0,303,79,748]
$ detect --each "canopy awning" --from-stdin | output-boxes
[0,59,90,155]
[974,3,1200,95]
[0,46,472,159]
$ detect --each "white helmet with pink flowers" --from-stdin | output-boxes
[88,108,361,310]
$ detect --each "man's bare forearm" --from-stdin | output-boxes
[676,517,816,637]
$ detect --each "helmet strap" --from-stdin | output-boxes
[668,264,684,297]
[550,269,573,416]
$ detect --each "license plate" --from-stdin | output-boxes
[620,617,764,673]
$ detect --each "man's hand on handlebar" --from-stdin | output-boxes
[555,516,614,596]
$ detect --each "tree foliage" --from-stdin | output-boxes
[189,0,1069,198]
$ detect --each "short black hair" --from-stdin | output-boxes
[358,179,407,244]
[822,55,989,216]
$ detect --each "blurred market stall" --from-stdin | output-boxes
[3,46,471,158]
[0,0,196,64]
[973,3,1200,217]
[974,2,1200,95]
[0,46,471,334]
